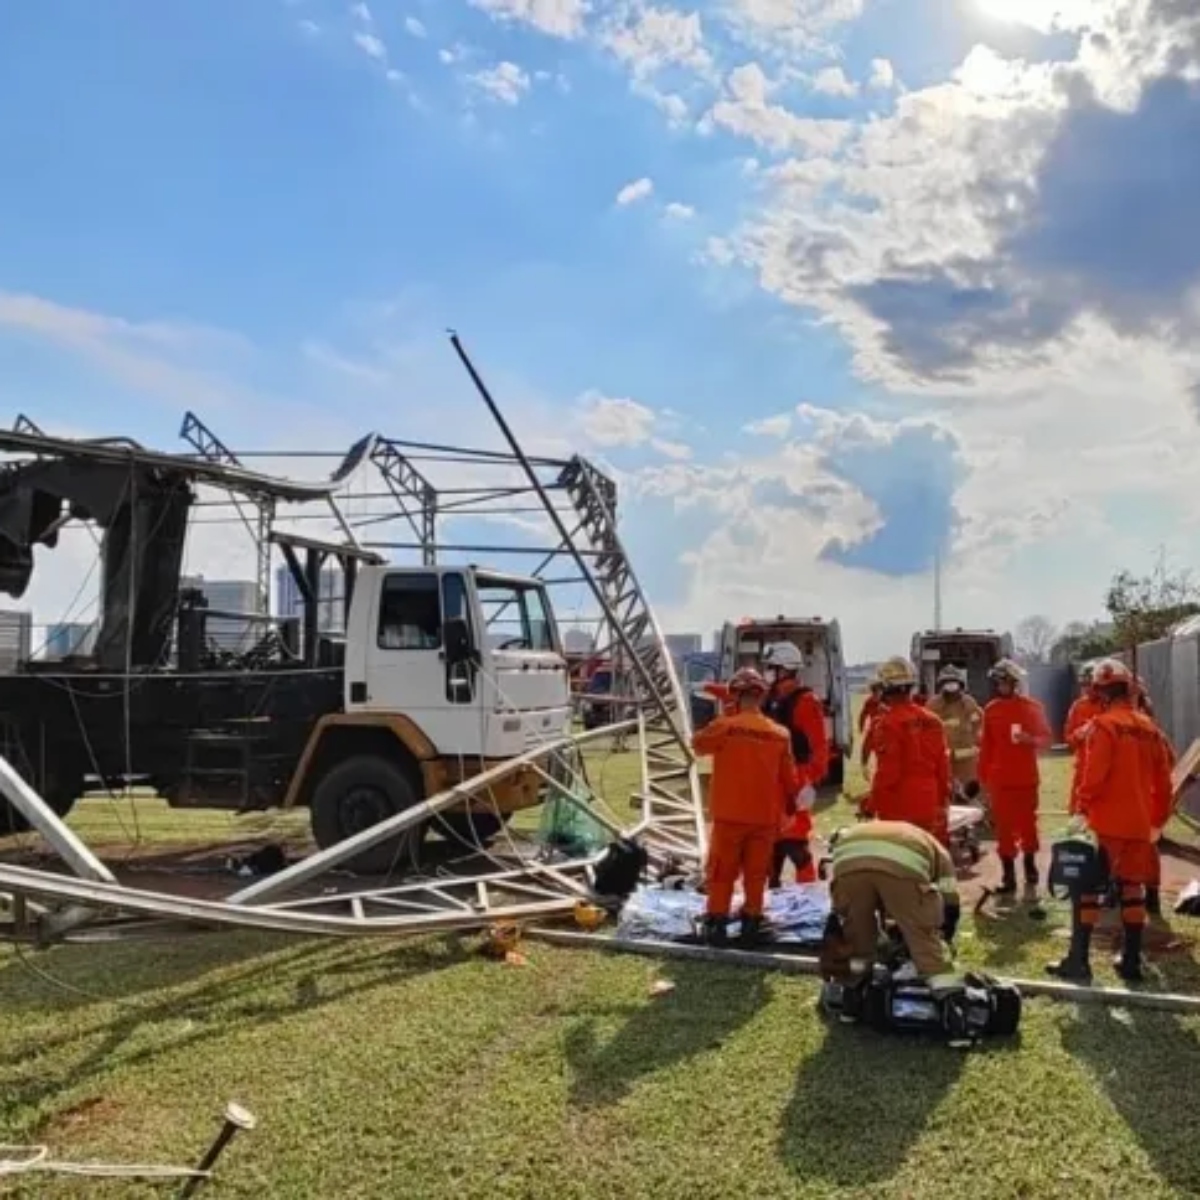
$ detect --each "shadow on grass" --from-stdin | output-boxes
[565,960,769,1108]
[1061,1006,1200,1196]
[778,1021,974,1188]
[0,934,471,1127]
[970,905,1061,971]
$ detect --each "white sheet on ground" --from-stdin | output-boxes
[616,883,831,945]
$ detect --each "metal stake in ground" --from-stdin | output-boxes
[179,1101,257,1198]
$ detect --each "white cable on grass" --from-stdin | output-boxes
[0,1144,208,1180]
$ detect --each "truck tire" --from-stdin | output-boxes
[310,754,425,875]
[0,768,82,836]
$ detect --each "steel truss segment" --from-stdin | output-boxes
[448,335,707,864]
[179,410,274,614]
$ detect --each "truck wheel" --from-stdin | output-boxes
[310,754,425,874]
[0,768,82,836]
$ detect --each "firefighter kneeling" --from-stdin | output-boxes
[819,820,1021,1044]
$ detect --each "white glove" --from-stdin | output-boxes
[797,785,817,811]
[1066,815,1089,837]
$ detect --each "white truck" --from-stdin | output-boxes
[2,559,574,872]
[706,616,853,788]
[909,627,1014,706]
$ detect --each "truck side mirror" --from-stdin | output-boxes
[443,617,474,666]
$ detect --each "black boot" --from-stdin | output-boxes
[1023,853,1039,886]
[1047,921,1093,984]
[702,915,729,948]
[739,914,774,948]
[1115,924,1145,983]
[996,856,1018,897]
[1146,886,1163,919]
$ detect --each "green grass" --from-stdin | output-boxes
[4,739,1200,1196]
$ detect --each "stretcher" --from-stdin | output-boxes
[948,802,985,868]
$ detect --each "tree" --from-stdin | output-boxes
[1050,620,1119,665]
[1014,615,1058,665]
[1105,552,1200,651]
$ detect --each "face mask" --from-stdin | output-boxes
[941,683,962,695]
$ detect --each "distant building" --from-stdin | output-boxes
[45,622,96,659]
[0,610,32,672]
[563,627,595,654]
[664,633,702,659]
[182,576,263,652]
[274,565,345,635]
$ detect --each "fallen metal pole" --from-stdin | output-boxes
[527,929,1200,1015]
[229,718,635,906]
[0,757,116,884]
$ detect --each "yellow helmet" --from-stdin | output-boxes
[876,656,917,688]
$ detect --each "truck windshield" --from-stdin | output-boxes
[477,578,558,652]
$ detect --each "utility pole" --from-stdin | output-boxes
[933,546,943,632]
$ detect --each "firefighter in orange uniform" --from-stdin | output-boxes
[692,667,798,947]
[979,659,1052,896]
[761,641,829,886]
[860,656,952,845]
[859,681,883,739]
[1048,659,1173,983]
[1065,664,1104,816]
[1135,673,1172,918]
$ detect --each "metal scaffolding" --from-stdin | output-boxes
[0,334,707,944]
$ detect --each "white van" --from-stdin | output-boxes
[715,616,853,788]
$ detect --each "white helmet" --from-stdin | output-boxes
[763,641,805,672]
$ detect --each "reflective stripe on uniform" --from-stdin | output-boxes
[936,875,957,896]
[943,717,961,729]
[929,973,962,989]
[831,838,931,879]
[952,747,977,760]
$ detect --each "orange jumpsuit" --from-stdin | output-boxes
[862,698,951,845]
[859,693,882,736]
[1074,701,1173,930]
[1065,693,1104,814]
[693,711,797,918]
[765,679,829,885]
[979,695,1051,857]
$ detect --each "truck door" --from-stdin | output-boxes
[364,570,476,752]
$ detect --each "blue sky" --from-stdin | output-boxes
[2,0,1199,658]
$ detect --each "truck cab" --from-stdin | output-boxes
[713,617,853,788]
[910,627,1013,706]
[343,564,570,757]
[283,563,572,870]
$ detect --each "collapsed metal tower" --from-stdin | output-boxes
[0,336,705,943]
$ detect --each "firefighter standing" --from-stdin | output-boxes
[1049,659,1173,983]
[979,659,1052,897]
[692,668,798,947]
[859,678,884,778]
[1065,664,1103,815]
[925,665,982,792]
[762,641,829,887]
[824,819,962,985]
[860,657,952,846]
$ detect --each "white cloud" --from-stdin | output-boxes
[351,2,373,23]
[744,413,792,437]
[811,65,858,97]
[468,61,532,104]
[601,5,713,80]
[652,438,693,459]
[576,392,658,445]
[724,0,866,51]
[298,19,321,37]
[615,176,654,205]
[470,0,590,39]
[353,31,388,60]
[404,16,427,38]
[664,201,696,219]
[439,44,472,65]
[704,63,852,153]
[868,57,895,90]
